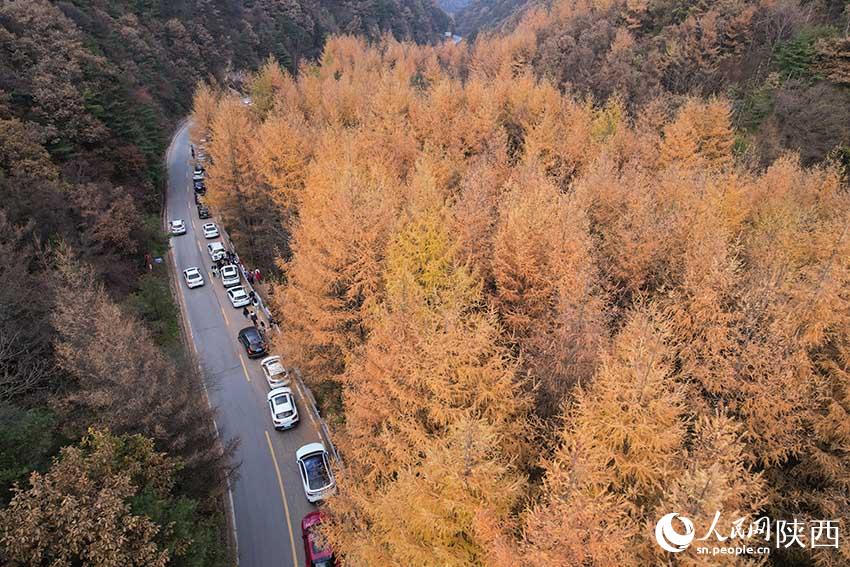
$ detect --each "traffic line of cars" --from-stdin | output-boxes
[173,151,336,566]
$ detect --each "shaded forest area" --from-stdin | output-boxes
[453,0,531,36]
[194,2,850,564]
[0,0,449,565]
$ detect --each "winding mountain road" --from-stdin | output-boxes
[166,123,320,567]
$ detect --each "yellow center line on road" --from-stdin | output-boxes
[264,430,299,567]
[239,355,251,383]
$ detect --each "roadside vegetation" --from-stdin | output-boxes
[0,0,451,564]
[194,3,850,561]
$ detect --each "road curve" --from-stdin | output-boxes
[166,123,320,567]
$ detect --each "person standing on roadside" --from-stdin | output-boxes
[242,306,249,318]
[190,144,195,159]
[250,311,258,326]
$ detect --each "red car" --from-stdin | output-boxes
[302,511,335,567]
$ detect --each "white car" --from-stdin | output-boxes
[261,356,291,389]
[207,241,226,261]
[192,171,204,183]
[267,387,299,430]
[227,286,250,308]
[183,267,204,288]
[220,264,240,287]
[202,222,219,239]
[169,219,186,235]
[296,443,335,503]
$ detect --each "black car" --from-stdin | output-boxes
[197,204,210,219]
[238,327,268,358]
[193,181,206,194]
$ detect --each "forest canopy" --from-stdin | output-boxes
[193,4,850,561]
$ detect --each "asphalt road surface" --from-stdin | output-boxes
[166,123,321,567]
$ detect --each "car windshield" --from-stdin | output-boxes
[304,454,331,490]
[309,531,332,556]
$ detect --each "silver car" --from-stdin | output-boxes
[183,267,204,288]
[261,356,291,389]
[267,387,299,430]
[226,286,250,308]
[296,443,335,503]
[220,264,240,287]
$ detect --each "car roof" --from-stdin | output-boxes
[208,242,224,249]
[302,510,324,531]
[221,264,237,272]
[228,286,246,294]
[297,442,326,460]
[239,326,260,338]
[268,388,293,403]
[184,267,200,274]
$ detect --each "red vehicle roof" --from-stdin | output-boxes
[302,511,334,565]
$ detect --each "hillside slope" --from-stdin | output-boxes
[454,0,532,36]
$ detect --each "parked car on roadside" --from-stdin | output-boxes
[202,222,219,239]
[207,241,226,261]
[296,443,335,503]
[261,356,290,389]
[302,511,335,567]
[220,264,240,287]
[226,286,250,308]
[238,326,267,358]
[267,387,299,430]
[197,204,210,219]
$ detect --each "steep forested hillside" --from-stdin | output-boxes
[0,0,448,564]
[454,0,532,36]
[193,4,850,563]
[483,0,850,166]
[438,0,473,16]
[458,0,850,168]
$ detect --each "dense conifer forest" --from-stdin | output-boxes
[193,1,850,564]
